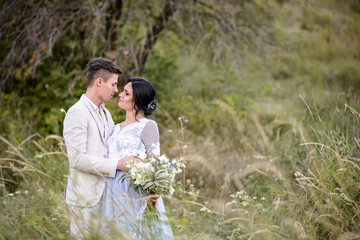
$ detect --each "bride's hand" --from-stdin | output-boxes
[147,195,159,205]
[117,155,141,171]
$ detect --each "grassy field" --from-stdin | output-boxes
[1,1,360,239]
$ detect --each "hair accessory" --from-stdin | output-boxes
[147,99,156,110]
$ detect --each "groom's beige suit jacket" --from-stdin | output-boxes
[63,94,118,207]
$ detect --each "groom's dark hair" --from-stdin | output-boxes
[86,58,122,87]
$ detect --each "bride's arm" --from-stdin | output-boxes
[140,120,160,156]
[140,120,160,204]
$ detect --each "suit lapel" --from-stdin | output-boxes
[80,95,106,145]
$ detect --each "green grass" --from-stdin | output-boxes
[1,101,359,239]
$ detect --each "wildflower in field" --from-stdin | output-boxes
[200,207,211,213]
[241,201,249,207]
[227,190,272,215]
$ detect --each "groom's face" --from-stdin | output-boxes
[99,74,119,102]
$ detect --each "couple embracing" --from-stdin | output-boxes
[63,58,174,239]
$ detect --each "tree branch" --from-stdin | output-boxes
[105,0,123,51]
[136,0,179,74]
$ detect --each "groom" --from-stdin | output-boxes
[63,58,134,237]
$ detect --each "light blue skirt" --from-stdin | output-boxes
[102,170,174,239]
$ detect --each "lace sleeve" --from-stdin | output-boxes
[140,120,160,156]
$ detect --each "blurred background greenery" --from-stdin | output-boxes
[1,0,360,239]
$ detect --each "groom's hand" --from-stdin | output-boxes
[117,155,141,171]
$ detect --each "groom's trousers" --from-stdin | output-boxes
[68,201,105,239]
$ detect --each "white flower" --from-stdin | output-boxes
[169,186,175,195]
[159,155,169,163]
[241,201,249,207]
[138,152,147,160]
[24,190,29,195]
[200,207,207,212]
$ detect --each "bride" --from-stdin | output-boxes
[102,77,174,239]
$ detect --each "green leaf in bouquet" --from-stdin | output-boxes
[155,171,170,180]
[144,181,154,190]
[154,180,167,188]
[145,166,154,178]
[154,169,165,177]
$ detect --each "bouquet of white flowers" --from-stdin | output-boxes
[122,153,185,219]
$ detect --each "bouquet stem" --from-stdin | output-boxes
[144,201,160,220]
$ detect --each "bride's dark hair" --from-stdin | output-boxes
[127,77,156,118]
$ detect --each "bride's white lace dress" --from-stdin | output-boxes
[102,118,174,239]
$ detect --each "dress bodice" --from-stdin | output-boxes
[106,118,160,160]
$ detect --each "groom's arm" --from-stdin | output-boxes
[63,106,118,178]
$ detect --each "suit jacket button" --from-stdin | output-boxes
[103,155,107,158]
